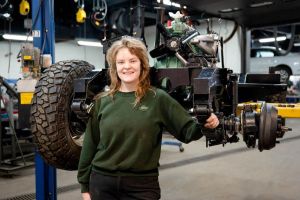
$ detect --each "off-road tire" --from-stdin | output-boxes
[31,60,94,170]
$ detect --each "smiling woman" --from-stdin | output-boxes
[104,36,152,106]
[116,47,141,92]
[77,36,219,200]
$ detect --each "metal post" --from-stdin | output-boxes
[32,0,57,200]
[8,100,16,160]
[0,88,2,165]
[154,6,165,48]
[241,26,251,74]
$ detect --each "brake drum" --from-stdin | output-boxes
[258,103,278,151]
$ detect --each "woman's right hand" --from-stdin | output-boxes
[204,113,219,129]
[82,192,91,200]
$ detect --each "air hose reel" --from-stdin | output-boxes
[90,0,107,29]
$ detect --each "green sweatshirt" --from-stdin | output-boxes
[77,88,203,193]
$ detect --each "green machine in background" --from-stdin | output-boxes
[152,11,219,69]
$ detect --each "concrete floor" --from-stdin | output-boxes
[0,118,299,200]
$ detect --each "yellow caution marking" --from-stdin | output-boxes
[23,55,32,60]
[20,92,34,104]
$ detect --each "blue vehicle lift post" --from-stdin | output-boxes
[32,0,57,199]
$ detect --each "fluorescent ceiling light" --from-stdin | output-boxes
[157,0,180,7]
[171,2,180,7]
[0,13,11,18]
[250,1,273,8]
[77,40,103,47]
[2,34,33,41]
[293,43,300,47]
[162,0,171,6]
[258,36,286,43]
[219,7,241,13]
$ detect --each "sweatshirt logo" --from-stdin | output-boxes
[139,105,148,111]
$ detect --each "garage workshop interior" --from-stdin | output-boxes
[0,0,300,199]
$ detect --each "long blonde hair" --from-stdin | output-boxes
[104,37,151,105]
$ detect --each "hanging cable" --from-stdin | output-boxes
[7,17,12,74]
[274,24,296,56]
[0,0,8,8]
[224,21,238,43]
[90,0,107,29]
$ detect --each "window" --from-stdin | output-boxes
[251,49,276,58]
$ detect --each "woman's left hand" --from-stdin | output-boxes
[204,113,219,129]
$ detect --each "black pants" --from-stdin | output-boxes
[89,171,161,200]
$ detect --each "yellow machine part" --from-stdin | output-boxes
[237,102,300,118]
[19,0,30,16]
[20,92,34,105]
[270,103,300,118]
[76,8,86,23]
[23,55,33,60]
